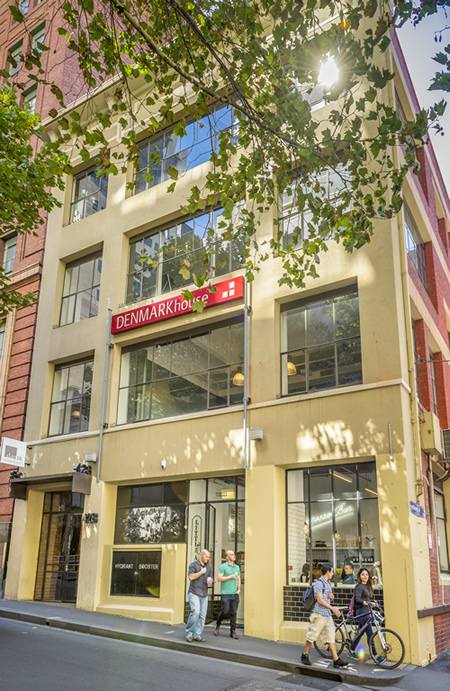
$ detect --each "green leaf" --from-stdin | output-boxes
[9,6,24,23]
[166,166,179,181]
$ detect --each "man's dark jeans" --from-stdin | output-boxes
[216,594,240,631]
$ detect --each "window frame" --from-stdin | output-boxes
[404,203,428,290]
[23,85,37,113]
[59,252,102,326]
[2,234,17,274]
[69,166,109,224]
[280,287,362,396]
[117,318,245,425]
[8,41,22,76]
[126,206,244,304]
[434,484,450,573]
[48,358,94,437]
[133,103,235,194]
[31,22,45,53]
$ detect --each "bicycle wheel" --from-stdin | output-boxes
[369,628,405,669]
[313,623,345,659]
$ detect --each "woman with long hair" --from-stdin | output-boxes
[348,567,375,660]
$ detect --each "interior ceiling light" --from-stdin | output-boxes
[287,360,297,376]
[334,471,352,483]
[364,487,378,496]
[233,370,245,386]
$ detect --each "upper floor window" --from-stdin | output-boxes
[31,23,45,53]
[48,359,93,436]
[7,41,22,76]
[70,167,108,223]
[118,319,244,425]
[2,235,17,274]
[0,321,5,363]
[60,253,102,326]
[126,207,244,304]
[281,288,362,396]
[280,165,350,250]
[134,104,234,193]
[404,203,428,290]
[23,86,37,113]
[18,0,29,15]
[429,351,439,416]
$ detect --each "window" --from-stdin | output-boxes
[111,551,161,597]
[23,86,37,113]
[2,235,17,274]
[118,319,244,424]
[115,481,188,544]
[287,463,381,586]
[430,351,439,416]
[281,288,362,395]
[31,23,45,53]
[134,104,234,193]
[0,321,5,363]
[70,167,108,223]
[18,0,29,14]
[405,203,428,289]
[126,207,244,304]
[8,41,22,76]
[434,487,449,572]
[60,253,102,326]
[280,165,350,250]
[48,359,93,436]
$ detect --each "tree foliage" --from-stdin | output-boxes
[7,0,449,301]
[0,87,69,314]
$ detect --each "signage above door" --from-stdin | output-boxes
[111,276,245,334]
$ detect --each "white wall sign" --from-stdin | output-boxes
[0,437,27,468]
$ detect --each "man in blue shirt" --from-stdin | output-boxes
[300,563,348,668]
[185,549,213,642]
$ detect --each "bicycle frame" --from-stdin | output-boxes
[340,607,384,651]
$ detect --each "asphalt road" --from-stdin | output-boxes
[0,618,333,691]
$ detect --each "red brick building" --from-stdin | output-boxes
[0,0,86,589]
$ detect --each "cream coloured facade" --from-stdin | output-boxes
[4,35,450,666]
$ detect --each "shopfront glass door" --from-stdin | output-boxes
[34,491,84,602]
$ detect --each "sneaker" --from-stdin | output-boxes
[194,636,206,642]
[334,657,349,668]
[301,653,312,666]
[376,655,386,664]
[347,651,359,660]
[186,634,193,642]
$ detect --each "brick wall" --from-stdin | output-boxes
[283,585,384,623]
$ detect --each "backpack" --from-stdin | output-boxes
[348,593,356,617]
[303,585,316,612]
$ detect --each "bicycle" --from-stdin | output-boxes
[313,603,405,669]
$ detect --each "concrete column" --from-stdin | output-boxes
[244,465,285,640]
[4,490,44,600]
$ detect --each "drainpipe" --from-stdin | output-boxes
[97,308,112,483]
[242,273,249,470]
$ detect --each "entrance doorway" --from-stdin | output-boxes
[186,476,245,626]
[34,491,84,602]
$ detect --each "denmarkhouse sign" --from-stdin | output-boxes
[111,276,245,334]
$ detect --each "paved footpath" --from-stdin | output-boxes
[0,598,420,688]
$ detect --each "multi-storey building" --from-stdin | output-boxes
[0,0,87,589]
[4,27,449,663]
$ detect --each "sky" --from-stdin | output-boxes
[397,8,450,193]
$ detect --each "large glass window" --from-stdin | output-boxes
[134,104,235,193]
[405,203,428,290]
[2,235,17,274]
[60,253,102,326]
[435,487,449,573]
[118,319,244,424]
[287,463,381,586]
[126,207,244,303]
[115,482,188,544]
[281,288,362,395]
[70,167,108,223]
[48,359,94,436]
[280,165,350,250]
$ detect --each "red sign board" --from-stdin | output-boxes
[111,276,245,334]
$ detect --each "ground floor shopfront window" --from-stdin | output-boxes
[287,462,382,588]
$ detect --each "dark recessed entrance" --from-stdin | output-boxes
[34,491,84,603]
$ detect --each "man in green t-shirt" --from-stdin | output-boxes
[214,550,241,639]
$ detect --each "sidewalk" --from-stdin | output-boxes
[0,598,413,687]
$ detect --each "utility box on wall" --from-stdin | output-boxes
[420,411,443,455]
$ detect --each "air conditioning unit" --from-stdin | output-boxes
[442,429,450,460]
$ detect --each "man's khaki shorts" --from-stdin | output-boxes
[305,612,336,644]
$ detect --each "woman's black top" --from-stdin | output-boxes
[354,583,371,614]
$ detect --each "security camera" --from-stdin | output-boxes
[161,460,167,470]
